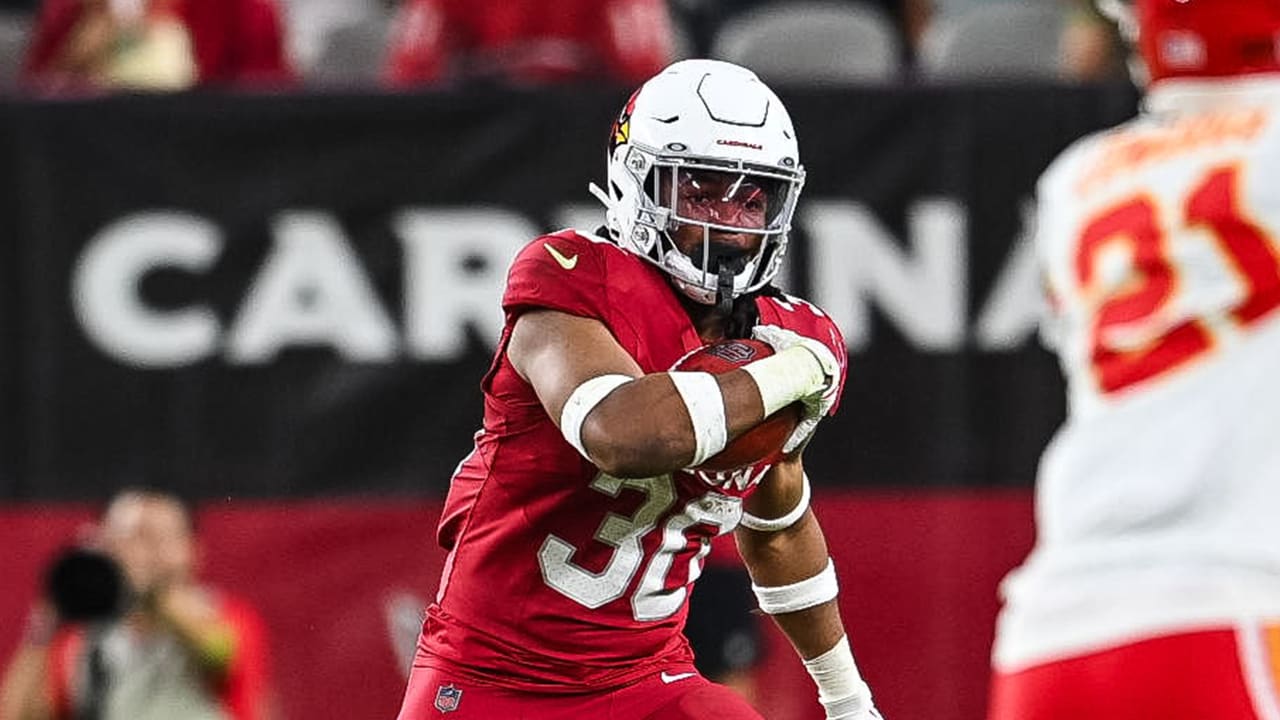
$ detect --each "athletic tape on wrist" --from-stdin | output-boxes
[752,557,839,615]
[742,345,826,416]
[803,635,873,717]
[560,374,633,461]
[668,371,728,466]
[739,473,811,532]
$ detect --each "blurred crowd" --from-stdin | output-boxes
[0,0,1129,95]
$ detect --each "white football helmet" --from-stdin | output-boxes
[590,59,806,307]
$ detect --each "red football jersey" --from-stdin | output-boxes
[418,229,847,691]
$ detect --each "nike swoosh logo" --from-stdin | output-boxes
[543,242,578,270]
[660,671,696,684]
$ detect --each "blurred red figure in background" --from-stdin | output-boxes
[22,0,294,92]
[384,0,677,88]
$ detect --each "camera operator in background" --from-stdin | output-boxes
[0,489,272,720]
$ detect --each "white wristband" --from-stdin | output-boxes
[559,374,632,461]
[752,557,838,615]
[742,345,827,416]
[740,473,811,532]
[803,635,874,719]
[668,371,728,466]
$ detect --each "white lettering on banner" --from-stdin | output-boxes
[804,199,968,351]
[227,212,398,363]
[974,200,1044,350]
[69,200,1045,367]
[396,208,533,361]
[73,212,221,368]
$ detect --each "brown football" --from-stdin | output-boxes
[672,338,802,471]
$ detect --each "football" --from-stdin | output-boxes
[672,338,802,471]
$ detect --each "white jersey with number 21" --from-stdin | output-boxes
[995,77,1280,670]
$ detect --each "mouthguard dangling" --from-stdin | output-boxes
[716,263,735,315]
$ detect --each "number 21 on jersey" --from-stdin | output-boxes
[1074,163,1280,394]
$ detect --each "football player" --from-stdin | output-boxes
[989,2,1280,718]
[395,59,884,720]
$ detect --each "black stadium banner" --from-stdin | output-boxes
[0,84,1140,501]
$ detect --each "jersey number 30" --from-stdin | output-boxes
[538,474,738,622]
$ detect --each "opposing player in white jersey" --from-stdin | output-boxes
[989,1,1280,718]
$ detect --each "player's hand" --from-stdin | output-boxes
[750,324,839,452]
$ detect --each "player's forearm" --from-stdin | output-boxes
[771,599,849,659]
[738,510,880,719]
[736,506,828,583]
[571,342,830,478]
[579,370,764,477]
[738,514,846,656]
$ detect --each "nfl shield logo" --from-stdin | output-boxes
[433,684,462,713]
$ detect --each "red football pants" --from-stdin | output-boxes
[397,663,765,720]
[989,624,1280,720]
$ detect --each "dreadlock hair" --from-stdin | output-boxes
[726,284,785,339]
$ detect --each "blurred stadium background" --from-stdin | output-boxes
[0,1,1140,718]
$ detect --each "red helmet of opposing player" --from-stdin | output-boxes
[1100,0,1280,84]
